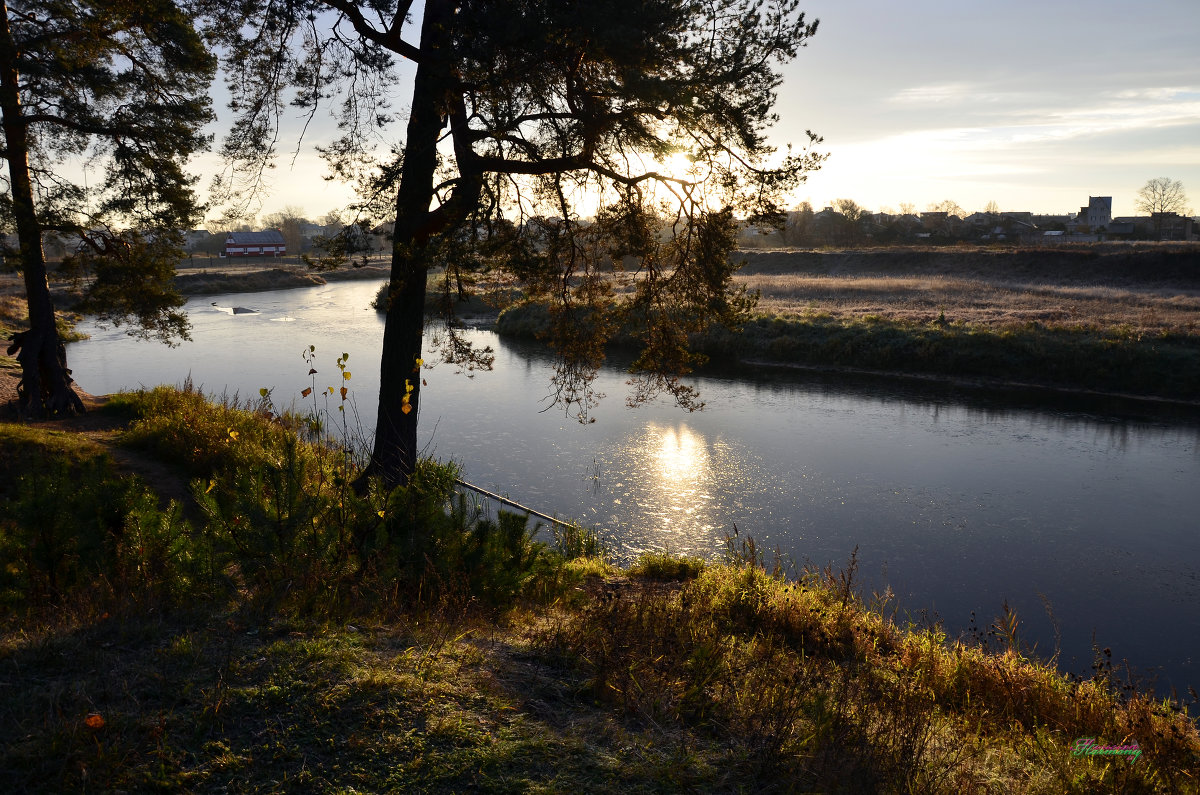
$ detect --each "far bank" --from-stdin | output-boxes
[495,244,1200,405]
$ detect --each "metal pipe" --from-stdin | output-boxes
[454,478,576,529]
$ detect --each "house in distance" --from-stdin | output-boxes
[223,229,286,257]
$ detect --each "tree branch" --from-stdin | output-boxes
[323,0,422,62]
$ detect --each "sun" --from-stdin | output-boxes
[658,150,699,182]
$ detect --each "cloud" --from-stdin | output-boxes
[888,83,974,105]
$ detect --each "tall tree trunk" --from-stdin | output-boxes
[0,1,83,417]
[352,1,452,493]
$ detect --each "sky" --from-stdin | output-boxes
[209,0,1200,224]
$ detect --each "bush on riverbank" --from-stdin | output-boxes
[1,389,1198,792]
[497,301,1200,401]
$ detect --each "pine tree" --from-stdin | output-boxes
[0,0,215,416]
[212,0,825,490]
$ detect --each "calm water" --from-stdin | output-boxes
[68,279,1200,692]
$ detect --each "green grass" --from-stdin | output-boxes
[628,551,706,581]
[2,388,1198,793]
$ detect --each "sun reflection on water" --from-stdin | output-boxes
[654,425,708,487]
[598,422,756,558]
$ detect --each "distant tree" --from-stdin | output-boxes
[832,198,867,244]
[898,201,916,216]
[927,199,966,219]
[0,0,214,416]
[834,198,867,222]
[261,205,309,254]
[984,200,1001,216]
[781,201,815,246]
[1135,177,1190,239]
[317,210,346,235]
[922,199,966,239]
[210,0,826,491]
[195,231,228,256]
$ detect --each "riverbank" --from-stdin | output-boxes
[497,245,1200,405]
[172,262,390,295]
[2,388,1197,792]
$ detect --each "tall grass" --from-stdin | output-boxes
[738,272,1200,335]
[538,549,1200,792]
[497,247,1200,401]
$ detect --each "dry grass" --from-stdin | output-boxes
[741,273,1200,335]
[538,556,1200,793]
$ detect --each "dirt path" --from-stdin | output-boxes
[1,368,198,514]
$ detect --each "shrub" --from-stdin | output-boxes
[0,434,210,614]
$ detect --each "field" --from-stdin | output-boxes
[736,245,1200,335]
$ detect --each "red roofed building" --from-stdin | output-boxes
[224,230,286,257]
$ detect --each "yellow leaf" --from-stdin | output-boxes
[377,509,386,518]
[227,428,239,441]
[343,371,352,380]
[205,479,216,494]
[328,386,335,395]
[401,403,412,414]
[404,379,414,393]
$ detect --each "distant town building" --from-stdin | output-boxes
[224,230,286,257]
[1084,196,1112,229]
[1150,212,1195,241]
[1066,196,1112,236]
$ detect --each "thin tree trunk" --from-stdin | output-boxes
[0,1,83,417]
[352,1,452,493]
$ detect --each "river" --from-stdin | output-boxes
[67,278,1200,694]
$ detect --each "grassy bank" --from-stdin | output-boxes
[496,245,1200,402]
[496,301,1200,403]
[713,312,1200,400]
[173,264,392,295]
[2,388,1198,792]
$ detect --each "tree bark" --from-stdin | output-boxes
[0,1,83,417]
[352,0,454,493]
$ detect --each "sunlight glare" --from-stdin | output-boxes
[654,424,708,487]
